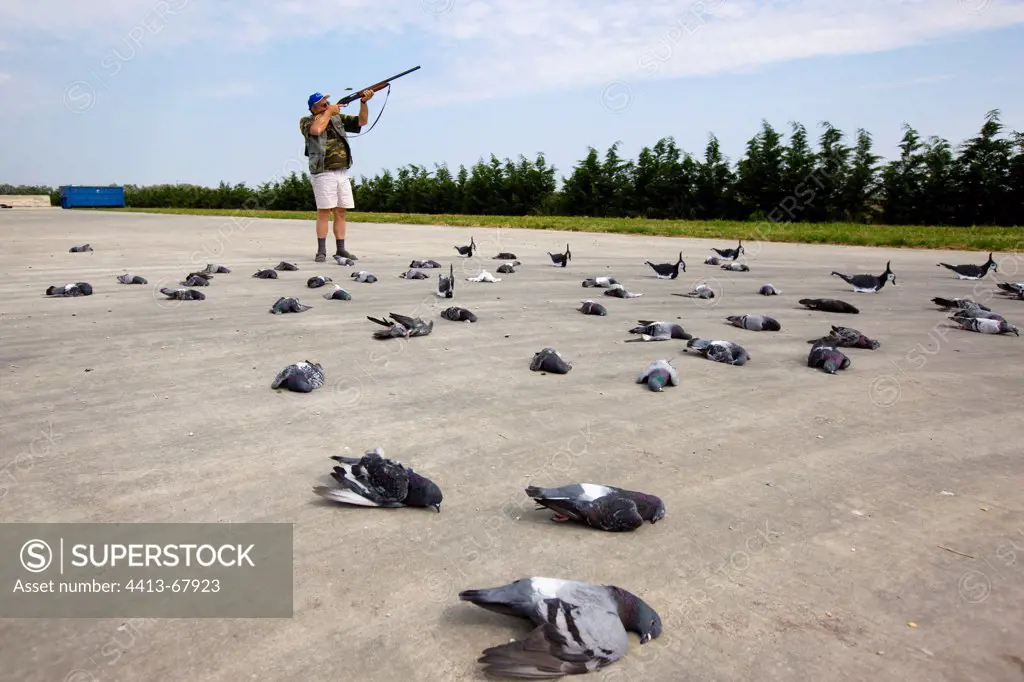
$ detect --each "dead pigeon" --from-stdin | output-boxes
[441,306,477,322]
[578,300,607,316]
[366,313,433,339]
[307,275,332,288]
[932,297,991,312]
[437,264,454,298]
[704,255,721,265]
[271,360,324,392]
[274,261,299,271]
[409,259,442,269]
[950,316,1019,336]
[322,285,353,301]
[252,269,278,279]
[721,262,750,272]
[351,271,377,283]
[312,447,443,511]
[604,283,642,298]
[496,262,521,274]
[949,308,1007,323]
[673,283,715,299]
[685,338,749,365]
[400,269,429,280]
[627,321,691,341]
[203,264,231,274]
[996,282,1024,299]
[159,287,205,300]
[269,296,312,314]
[806,325,880,349]
[117,274,147,285]
[333,255,355,266]
[525,483,666,531]
[582,276,618,288]
[530,348,572,374]
[799,298,859,314]
[807,344,851,374]
[467,270,502,283]
[458,577,662,677]
[548,243,571,267]
[493,252,518,259]
[69,244,93,253]
[455,236,476,257]
[46,282,93,297]
[726,314,781,331]
[181,273,210,287]
[636,359,680,392]
[758,284,780,295]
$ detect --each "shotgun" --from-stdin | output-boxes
[336,65,422,105]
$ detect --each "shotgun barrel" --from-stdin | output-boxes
[337,65,422,105]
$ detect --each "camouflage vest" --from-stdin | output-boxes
[302,114,360,174]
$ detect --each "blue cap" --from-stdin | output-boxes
[307,92,329,110]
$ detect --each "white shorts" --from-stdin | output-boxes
[311,168,355,210]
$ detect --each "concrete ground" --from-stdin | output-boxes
[1,208,1022,682]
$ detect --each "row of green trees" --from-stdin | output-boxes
[6,110,1021,226]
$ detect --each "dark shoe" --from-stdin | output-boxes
[336,248,358,261]
[315,252,326,263]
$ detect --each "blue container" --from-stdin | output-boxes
[60,186,125,209]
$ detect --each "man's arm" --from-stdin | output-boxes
[309,104,341,136]
[358,100,369,126]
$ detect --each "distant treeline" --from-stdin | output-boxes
[7,109,1022,226]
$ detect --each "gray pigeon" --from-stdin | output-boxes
[807,344,851,374]
[409,259,442,269]
[441,306,477,322]
[436,264,454,298]
[704,255,721,265]
[581,276,618,288]
[996,282,1024,299]
[159,287,205,300]
[758,284,780,295]
[313,447,443,512]
[799,298,859,314]
[458,577,662,677]
[673,283,715,299]
[271,360,324,392]
[524,483,666,531]
[530,348,572,374]
[578,300,607,316]
[931,297,991,312]
[685,338,749,365]
[627,321,691,341]
[46,282,93,297]
[636,359,679,392]
[69,244,93,253]
[307,275,332,288]
[496,262,521,274]
[949,308,1007,323]
[721,262,750,272]
[604,283,643,298]
[269,296,312,314]
[203,264,231,274]
[366,313,433,339]
[322,285,352,301]
[950,316,1019,336]
[726,314,781,331]
[117,274,147,284]
[400,269,429,280]
[806,325,880,349]
[333,255,356,266]
[274,261,299,271]
[351,271,378,283]
[493,252,518,260]
[181,273,210,287]
[252,269,278,279]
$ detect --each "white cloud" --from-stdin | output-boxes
[862,73,958,91]
[3,0,1024,106]
[0,72,11,82]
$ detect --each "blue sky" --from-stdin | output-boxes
[2,0,1024,190]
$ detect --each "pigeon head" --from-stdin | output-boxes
[406,471,443,512]
[609,587,663,644]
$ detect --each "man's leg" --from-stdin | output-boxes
[315,210,330,262]
[311,171,338,262]
[333,170,358,260]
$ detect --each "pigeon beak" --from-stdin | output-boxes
[640,633,652,644]
[432,503,441,513]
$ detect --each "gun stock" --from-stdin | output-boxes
[337,65,421,105]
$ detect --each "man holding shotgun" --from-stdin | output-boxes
[300,89,375,262]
